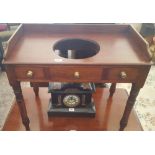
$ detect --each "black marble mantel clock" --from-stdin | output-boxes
[48,82,96,117]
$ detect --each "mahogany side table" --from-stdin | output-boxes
[3,24,152,130]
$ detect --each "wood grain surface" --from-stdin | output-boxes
[3,88,142,131]
[3,24,151,65]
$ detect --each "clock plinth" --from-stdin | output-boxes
[48,99,96,117]
[48,82,96,117]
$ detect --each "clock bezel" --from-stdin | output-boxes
[63,94,80,108]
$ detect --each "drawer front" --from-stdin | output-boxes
[103,67,139,81]
[15,67,45,80]
[14,66,139,82]
[49,66,102,82]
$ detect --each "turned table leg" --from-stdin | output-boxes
[109,83,116,97]
[119,83,141,131]
[12,82,30,130]
[30,82,39,97]
[33,86,39,97]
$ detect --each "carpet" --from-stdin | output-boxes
[0,71,14,130]
[0,66,155,131]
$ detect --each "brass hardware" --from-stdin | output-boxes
[26,70,33,78]
[74,71,80,78]
[120,71,127,79]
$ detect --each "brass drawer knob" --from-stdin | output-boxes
[120,71,127,79]
[74,71,80,78]
[26,70,33,78]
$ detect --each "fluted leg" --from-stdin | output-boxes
[12,82,30,130]
[119,83,140,131]
[109,83,116,97]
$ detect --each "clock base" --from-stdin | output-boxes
[48,99,96,117]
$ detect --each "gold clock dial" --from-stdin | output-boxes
[63,95,80,108]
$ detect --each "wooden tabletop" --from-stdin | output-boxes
[3,24,151,65]
[3,88,142,131]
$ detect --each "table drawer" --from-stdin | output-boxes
[48,66,102,82]
[15,67,45,80]
[103,67,139,81]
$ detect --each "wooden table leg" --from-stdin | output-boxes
[119,83,140,131]
[109,83,116,97]
[33,86,39,97]
[12,81,30,130]
[30,82,39,97]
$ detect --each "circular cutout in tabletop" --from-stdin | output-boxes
[53,38,100,59]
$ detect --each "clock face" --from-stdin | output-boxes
[63,95,80,108]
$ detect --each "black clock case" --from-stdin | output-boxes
[47,82,96,117]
